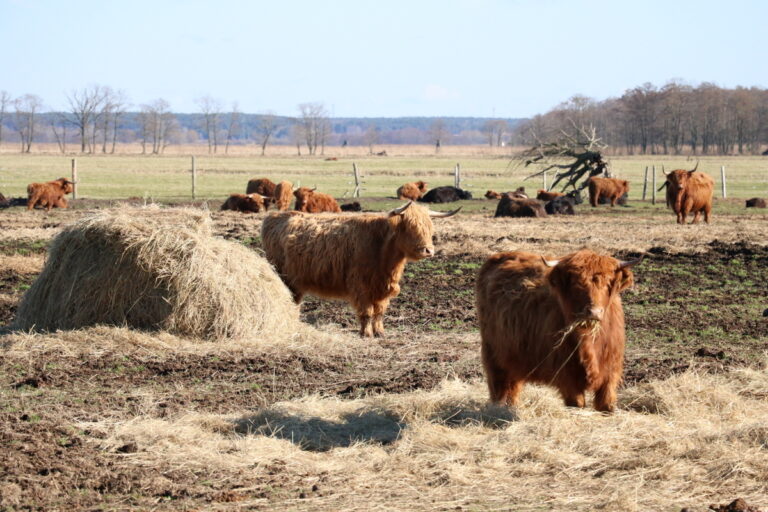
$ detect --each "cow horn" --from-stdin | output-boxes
[690,161,699,173]
[312,185,317,191]
[389,201,413,216]
[618,255,644,269]
[542,257,559,267]
[429,206,461,218]
[657,182,668,192]
[661,165,667,176]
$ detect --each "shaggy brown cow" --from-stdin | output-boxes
[746,197,767,208]
[293,187,341,213]
[246,177,277,198]
[494,194,547,218]
[588,177,630,207]
[476,249,641,412]
[536,189,564,201]
[221,193,269,213]
[397,180,428,201]
[661,164,714,224]
[27,178,75,212]
[273,181,294,211]
[485,190,502,199]
[261,202,460,337]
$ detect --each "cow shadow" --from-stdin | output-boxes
[233,402,516,452]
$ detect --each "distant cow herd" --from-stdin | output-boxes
[4,163,764,414]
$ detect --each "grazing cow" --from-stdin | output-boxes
[476,249,642,412]
[746,197,766,208]
[494,194,547,218]
[661,163,714,224]
[262,202,460,337]
[273,181,294,211]
[545,195,576,215]
[588,177,630,207]
[246,177,277,198]
[397,180,428,201]
[27,178,75,212]
[293,187,341,213]
[420,186,473,203]
[221,193,268,213]
[537,189,564,201]
[340,201,362,212]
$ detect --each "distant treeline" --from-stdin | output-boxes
[517,81,768,155]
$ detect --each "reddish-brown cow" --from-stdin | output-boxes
[660,164,714,224]
[293,187,341,213]
[27,178,75,212]
[262,202,460,337]
[246,177,277,198]
[476,249,641,412]
[220,193,268,213]
[536,189,564,201]
[397,181,428,201]
[485,190,502,199]
[588,177,630,207]
[273,181,294,211]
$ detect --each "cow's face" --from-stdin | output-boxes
[547,251,639,323]
[664,170,693,210]
[416,181,428,192]
[390,205,434,260]
[293,187,314,210]
[244,194,265,212]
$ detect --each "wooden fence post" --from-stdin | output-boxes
[651,165,656,205]
[454,163,461,189]
[543,171,547,191]
[352,162,361,197]
[721,166,727,198]
[642,166,649,200]
[191,156,197,200]
[71,158,78,200]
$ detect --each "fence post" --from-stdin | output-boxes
[543,171,547,191]
[352,162,361,198]
[191,155,197,200]
[721,165,727,198]
[71,158,78,200]
[642,166,648,200]
[454,163,461,189]
[651,165,656,205]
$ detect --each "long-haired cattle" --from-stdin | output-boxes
[246,177,277,197]
[261,202,460,337]
[293,187,341,213]
[273,181,294,211]
[746,197,767,208]
[661,163,714,224]
[27,178,75,212]
[420,186,472,203]
[536,189,564,202]
[588,177,630,207]
[397,181,428,201]
[221,193,268,213]
[476,249,641,412]
[494,194,547,218]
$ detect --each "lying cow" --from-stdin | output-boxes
[476,249,642,412]
[293,187,341,213]
[588,177,630,207]
[545,195,576,215]
[420,186,472,203]
[221,193,269,213]
[27,177,75,211]
[261,202,460,337]
[494,194,547,218]
[340,201,362,212]
[660,163,713,224]
[536,189,564,201]
[745,197,766,208]
[397,181,428,201]
[273,181,293,211]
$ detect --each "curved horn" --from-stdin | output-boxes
[657,182,668,192]
[429,206,461,218]
[311,185,317,191]
[542,257,559,268]
[618,255,644,269]
[389,201,413,216]
[661,165,667,176]
[690,161,699,173]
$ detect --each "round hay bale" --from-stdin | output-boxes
[12,207,298,340]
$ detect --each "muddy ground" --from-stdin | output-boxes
[0,209,767,510]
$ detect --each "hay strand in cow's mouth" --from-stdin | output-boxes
[554,318,601,348]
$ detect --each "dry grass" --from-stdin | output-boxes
[82,365,768,511]
[10,206,298,340]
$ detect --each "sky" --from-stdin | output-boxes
[1,0,766,118]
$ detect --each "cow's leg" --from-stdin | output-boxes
[371,299,389,337]
[593,380,618,413]
[560,389,586,408]
[704,205,711,224]
[356,304,375,338]
[589,192,598,207]
[610,195,617,207]
[691,211,701,224]
[27,193,38,210]
[482,349,520,407]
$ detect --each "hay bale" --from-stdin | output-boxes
[12,207,298,340]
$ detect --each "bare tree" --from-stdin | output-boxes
[297,102,329,155]
[364,123,379,154]
[257,111,277,155]
[139,99,176,154]
[429,119,448,153]
[0,90,10,148]
[50,113,68,153]
[483,120,509,146]
[196,95,221,154]
[66,85,108,153]
[290,123,303,156]
[224,102,241,154]
[14,94,43,153]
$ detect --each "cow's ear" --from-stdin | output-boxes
[612,268,634,293]
[547,264,567,291]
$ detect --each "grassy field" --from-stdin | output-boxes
[1,146,766,201]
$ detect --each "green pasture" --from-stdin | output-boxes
[0,152,766,201]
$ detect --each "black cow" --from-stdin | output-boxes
[340,201,363,212]
[545,196,576,215]
[420,186,473,203]
[494,195,547,218]
[746,198,767,208]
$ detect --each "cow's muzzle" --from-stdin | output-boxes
[420,246,435,258]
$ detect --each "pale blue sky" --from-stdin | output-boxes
[1,0,765,117]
